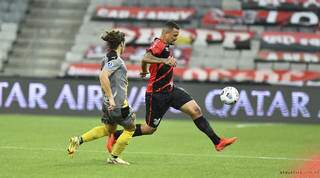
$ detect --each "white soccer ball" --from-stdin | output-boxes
[220,86,239,105]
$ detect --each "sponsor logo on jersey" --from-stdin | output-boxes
[107,61,113,68]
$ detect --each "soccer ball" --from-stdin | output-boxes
[220,86,239,105]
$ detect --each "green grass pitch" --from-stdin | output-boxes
[0,114,319,178]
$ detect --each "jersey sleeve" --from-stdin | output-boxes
[146,39,165,56]
[102,59,121,74]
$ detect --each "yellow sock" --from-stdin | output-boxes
[111,130,134,157]
[81,125,109,142]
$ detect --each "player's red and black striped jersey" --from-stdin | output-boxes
[146,38,174,93]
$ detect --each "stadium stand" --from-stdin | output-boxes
[0,0,28,72]
[2,0,88,77]
[61,0,118,74]
[62,0,258,76]
[60,0,320,85]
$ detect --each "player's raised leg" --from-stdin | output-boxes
[179,100,237,152]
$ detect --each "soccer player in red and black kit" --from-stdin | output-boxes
[107,21,237,152]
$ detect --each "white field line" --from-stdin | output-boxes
[0,145,319,162]
[235,123,282,128]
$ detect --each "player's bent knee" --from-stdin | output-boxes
[193,105,202,116]
[188,105,202,118]
[141,124,157,135]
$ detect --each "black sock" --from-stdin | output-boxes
[79,137,84,145]
[193,116,221,145]
[114,124,143,139]
[111,155,118,159]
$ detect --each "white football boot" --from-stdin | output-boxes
[107,157,130,165]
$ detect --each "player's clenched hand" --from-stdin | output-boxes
[140,71,149,78]
[164,56,177,67]
[167,56,177,67]
[108,97,116,111]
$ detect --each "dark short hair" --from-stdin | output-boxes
[101,30,125,50]
[164,21,180,30]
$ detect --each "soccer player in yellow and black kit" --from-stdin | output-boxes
[67,30,136,165]
[107,21,237,153]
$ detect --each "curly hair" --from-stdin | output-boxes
[101,30,125,50]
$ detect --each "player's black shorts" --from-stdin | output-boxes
[145,86,193,128]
